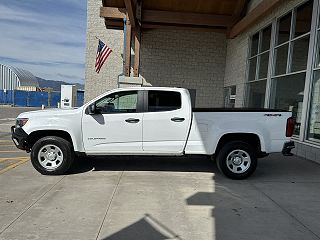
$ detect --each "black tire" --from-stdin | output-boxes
[216,141,257,180]
[31,136,74,175]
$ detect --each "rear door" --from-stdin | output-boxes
[142,90,192,153]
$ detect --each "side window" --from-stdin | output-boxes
[96,91,138,114]
[148,91,181,112]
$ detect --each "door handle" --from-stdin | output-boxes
[125,118,140,123]
[171,117,185,122]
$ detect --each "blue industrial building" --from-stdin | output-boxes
[0,64,84,107]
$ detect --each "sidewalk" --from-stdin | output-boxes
[0,152,320,240]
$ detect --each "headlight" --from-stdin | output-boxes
[16,118,29,128]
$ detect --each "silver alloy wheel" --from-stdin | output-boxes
[38,144,64,170]
[226,149,251,174]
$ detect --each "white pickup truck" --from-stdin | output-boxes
[11,87,294,179]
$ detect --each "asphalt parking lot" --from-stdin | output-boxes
[1,106,320,240]
[0,107,38,175]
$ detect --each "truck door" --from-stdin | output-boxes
[82,90,143,154]
[142,90,192,153]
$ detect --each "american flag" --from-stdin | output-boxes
[95,39,112,73]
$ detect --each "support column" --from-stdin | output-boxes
[124,13,132,76]
[133,27,141,77]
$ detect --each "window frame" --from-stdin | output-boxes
[247,25,272,82]
[246,23,273,107]
[304,0,320,143]
[271,0,316,140]
[273,2,313,77]
[246,0,318,142]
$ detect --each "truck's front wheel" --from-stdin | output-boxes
[216,141,257,180]
[31,136,74,175]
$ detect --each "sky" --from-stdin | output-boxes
[0,0,87,84]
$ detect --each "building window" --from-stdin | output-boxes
[224,86,236,108]
[247,24,272,108]
[308,71,320,141]
[246,0,318,139]
[247,81,267,108]
[271,72,306,135]
[270,0,313,136]
[308,2,320,142]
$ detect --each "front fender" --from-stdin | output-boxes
[22,115,83,152]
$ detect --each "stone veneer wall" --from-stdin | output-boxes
[85,0,123,102]
[140,30,226,108]
[85,1,227,108]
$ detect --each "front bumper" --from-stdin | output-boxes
[11,126,29,151]
[282,141,295,156]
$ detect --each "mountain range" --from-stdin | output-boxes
[36,77,84,91]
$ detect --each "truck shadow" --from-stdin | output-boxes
[68,155,217,175]
[68,153,320,181]
[95,154,320,239]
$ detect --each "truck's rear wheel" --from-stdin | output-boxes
[31,136,74,175]
[216,141,257,180]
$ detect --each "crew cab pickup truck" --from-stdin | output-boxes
[11,87,295,179]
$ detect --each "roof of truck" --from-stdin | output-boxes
[116,86,186,91]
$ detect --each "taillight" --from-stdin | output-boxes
[286,117,294,137]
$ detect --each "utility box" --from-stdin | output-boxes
[60,85,77,108]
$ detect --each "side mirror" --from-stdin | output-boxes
[88,103,96,115]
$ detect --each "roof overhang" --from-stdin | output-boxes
[101,0,248,35]
[100,0,284,38]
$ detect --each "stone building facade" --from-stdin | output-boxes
[85,0,320,163]
[85,0,226,107]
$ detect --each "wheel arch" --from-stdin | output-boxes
[26,130,75,150]
[215,133,265,157]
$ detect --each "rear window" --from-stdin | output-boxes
[148,91,181,112]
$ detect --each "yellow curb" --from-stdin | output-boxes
[0,158,30,174]
[0,140,11,143]
[0,157,29,162]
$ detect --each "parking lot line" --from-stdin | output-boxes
[0,140,11,143]
[0,118,15,121]
[0,158,30,174]
[0,145,14,147]
[0,157,29,162]
[0,150,22,153]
